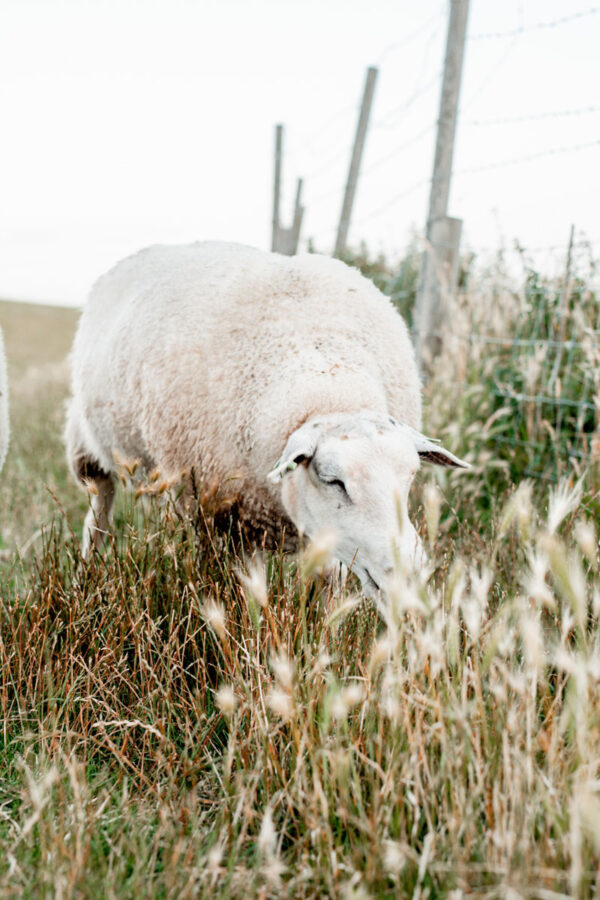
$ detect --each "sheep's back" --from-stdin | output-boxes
[71,242,420,485]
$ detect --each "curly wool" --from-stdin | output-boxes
[66,241,421,537]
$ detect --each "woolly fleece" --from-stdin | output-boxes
[66,241,422,537]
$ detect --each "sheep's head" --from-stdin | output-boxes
[268,411,469,595]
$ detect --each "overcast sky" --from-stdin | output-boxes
[1,0,599,305]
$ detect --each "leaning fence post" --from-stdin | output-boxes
[271,124,305,256]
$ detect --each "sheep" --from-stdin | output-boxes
[0,327,8,472]
[65,241,468,591]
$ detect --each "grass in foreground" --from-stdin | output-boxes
[1,477,600,898]
[0,299,81,551]
[2,269,600,897]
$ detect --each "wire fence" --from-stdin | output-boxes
[281,4,600,482]
[295,1,600,257]
[353,230,600,483]
[427,245,598,482]
[467,5,600,40]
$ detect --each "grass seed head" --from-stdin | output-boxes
[498,480,533,540]
[423,480,442,547]
[523,550,555,609]
[386,571,427,616]
[574,518,597,564]
[258,807,277,859]
[519,607,545,672]
[215,684,237,717]
[383,840,406,876]
[207,841,224,873]
[201,599,227,641]
[270,651,295,691]
[330,684,364,721]
[266,687,295,722]
[301,529,337,577]
[547,478,583,535]
[237,558,268,608]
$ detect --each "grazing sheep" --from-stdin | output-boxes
[0,327,8,472]
[66,241,467,591]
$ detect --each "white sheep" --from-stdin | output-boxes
[65,241,467,590]
[0,327,8,472]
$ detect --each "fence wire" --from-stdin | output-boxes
[428,268,599,482]
[372,237,600,483]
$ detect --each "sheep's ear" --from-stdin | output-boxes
[268,427,317,483]
[413,431,469,468]
[417,442,470,468]
[394,421,470,469]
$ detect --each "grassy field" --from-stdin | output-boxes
[0,300,81,551]
[1,275,600,898]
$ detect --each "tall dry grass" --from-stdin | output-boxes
[2,477,600,897]
[1,259,600,897]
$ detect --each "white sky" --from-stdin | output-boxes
[1,0,599,306]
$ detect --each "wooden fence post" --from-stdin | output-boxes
[415,0,470,371]
[271,124,304,255]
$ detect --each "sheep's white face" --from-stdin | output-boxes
[268,412,468,596]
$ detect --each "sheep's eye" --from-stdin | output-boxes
[323,477,348,495]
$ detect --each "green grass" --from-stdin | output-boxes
[0,300,82,550]
[1,280,600,898]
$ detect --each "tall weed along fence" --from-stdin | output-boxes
[348,234,600,487]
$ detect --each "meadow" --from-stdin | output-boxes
[1,252,600,898]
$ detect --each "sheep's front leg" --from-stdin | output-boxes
[82,473,116,558]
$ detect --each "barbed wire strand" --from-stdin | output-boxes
[305,21,441,191]
[469,6,600,40]
[376,4,446,65]
[305,5,599,249]
[289,9,448,174]
[361,121,437,178]
[354,177,431,227]
[460,33,521,112]
[354,138,600,227]
[465,237,600,254]
[454,137,600,177]
[374,15,444,129]
[373,70,442,130]
[288,10,446,176]
[284,103,359,172]
[463,104,600,126]
[308,119,437,207]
